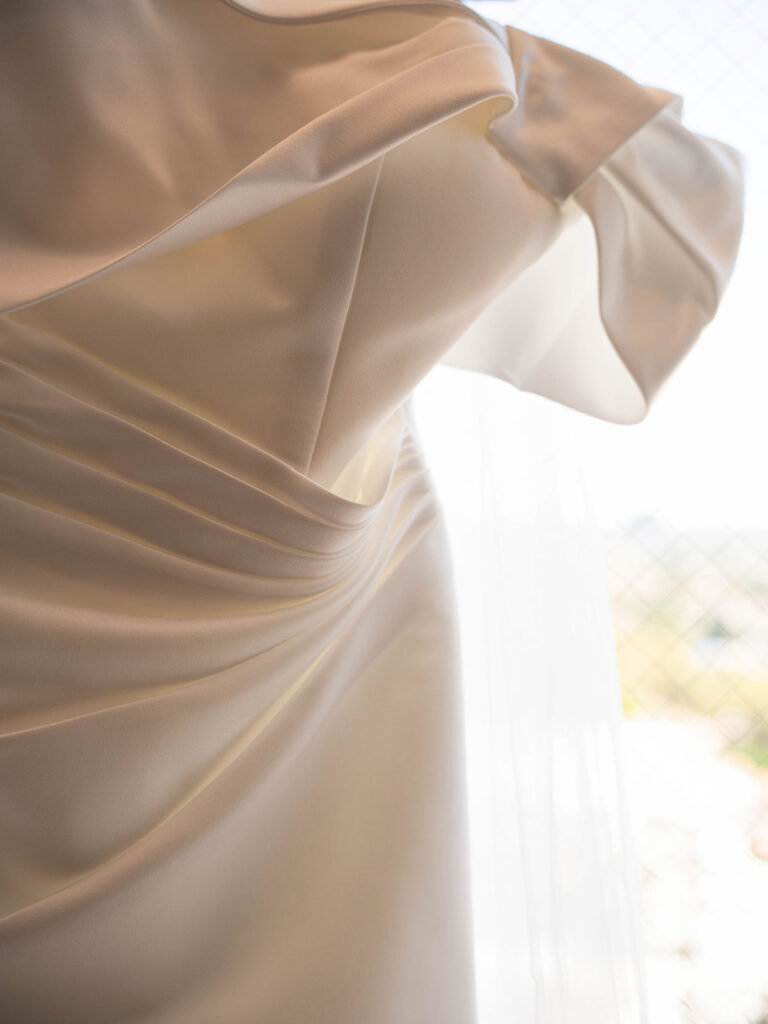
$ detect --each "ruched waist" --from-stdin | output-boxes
[0,353,440,738]
[0,355,415,559]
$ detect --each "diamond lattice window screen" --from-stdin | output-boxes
[469,3,767,1022]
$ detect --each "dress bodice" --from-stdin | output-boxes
[0,0,744,491]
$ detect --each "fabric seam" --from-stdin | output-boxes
[304,153,387,476]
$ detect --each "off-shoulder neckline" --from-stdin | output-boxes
[220,0,506,40]
[221,0,473,15]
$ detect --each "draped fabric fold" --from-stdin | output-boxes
[0,0,518,315]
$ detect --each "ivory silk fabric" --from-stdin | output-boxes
[0,1,744,1021]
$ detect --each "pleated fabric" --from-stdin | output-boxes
[0,1,744,1021]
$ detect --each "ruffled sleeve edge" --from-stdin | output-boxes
[442,25,746,425]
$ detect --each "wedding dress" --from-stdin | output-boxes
[0,1,744,1021]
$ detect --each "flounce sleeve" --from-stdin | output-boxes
[442,24,746,423]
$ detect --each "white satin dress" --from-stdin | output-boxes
[0,1,744,1021]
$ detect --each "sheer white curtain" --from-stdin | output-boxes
[412,368,649,1023]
